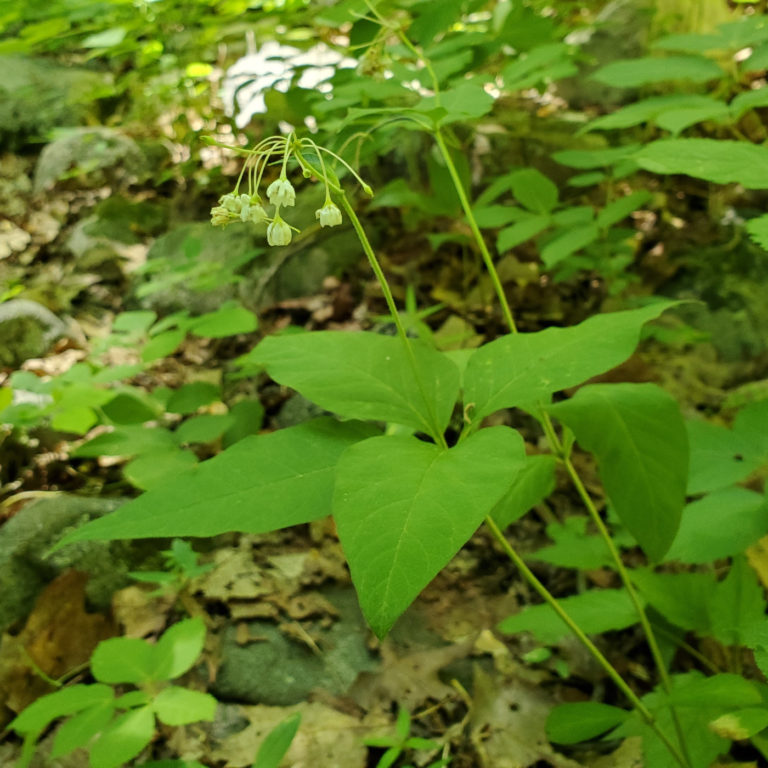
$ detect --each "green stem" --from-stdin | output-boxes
[339,193,448,449]
[433,130,517,333]
[485,516,690,768]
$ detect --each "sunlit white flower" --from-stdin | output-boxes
[315,201,342,227]
[210,205,232,227]
[266,177,296,207]
[267,214,292,246]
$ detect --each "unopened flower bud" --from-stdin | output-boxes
[210,205,232,227]
[219,193,241,214]
[245,201,268,224]
[266,177,296,207]
[267,214,292,246]
[315,202,342,228]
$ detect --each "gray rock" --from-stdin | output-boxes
[212,587,377,705]
[0,495,165,632]
[0,299,67,368]
[34,128,148,193]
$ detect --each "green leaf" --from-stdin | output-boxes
[175,414,235,444]
[74,426,178,458]
[747,214,768,251]
[664,487,768,564]
[553,144,642,168]
[166,382,221,415]
[253,712,301,768]
[731,88,768,121]
[222,399,265,447]
[152,686,216,726]
[91,637,157,684]
[251,332,459,436]
[709,707,768,740]
[496,215,551,252]
[540,224,599,268]
[707,556,766,647]
[491,454,557,528]
[529,517,613,570]
[631,569,715,634]
[82,27,127,48]
[124,450,198,491]
[88,706,155,768]
[51,405,98,434]
[666,673,762,709]
[546,702,628,744]
[499,589,638,644]
[101,392,159,425]
[333,427,526,637]
[585,95,725,132]
[189,302,258,338]
[597,191,652,229]
[591,55,723,88]
[655,103,730,135]
[464,302,677,423]
[548,383,688,562]
[508,169,559,214]
[142,329,185,362]
[51,702,115,758]
[10,684,114,736]
[420,82,495,125]
[152,617,206,680]
[55,419,376,545]
[634,139,768,189]
[113,311,157,334]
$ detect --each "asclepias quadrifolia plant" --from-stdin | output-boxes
[43,27,768,768]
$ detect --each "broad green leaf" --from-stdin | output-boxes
[334,427,525,637]
[10,684,114,735]
[549,383,687,562]
[417,82,495,125]
[464,302,677,423]
[585,95,724,132]
[508,169,558,214]
[250,332,459,436]
[707,556,766,647]
[51,702,115,758]
[597,190,652,229]
[498,588,639,644]
[655,103,730,135]
[568,171,606,187]
[114,691,150,709]
[166,382,221,415]
[709,707,768,740]
[666,673,762,709]
[152,686,217,725]
[553,144,641,168]
[51,405,98,434]
[253,712,301,768]
[652,32,729,53]
[746,214,768,250]
[491,454,557,528]
[74,426,177,458]
[189,302,257,338]
[89,706,155,768]
[731,88,768,121]
[82,27,126,48]
[152,617,206,681]
[124,449,198,491]
[540,224,599,268]
[744,42,768,71]
[546,702,628,744]
[631,569,716,634]
[529,517,613,570]
[222,399,265,447]
[91,637,157,684]
[175,414,235,444]
[665,487,768,564]
[496,215,550,252]
[502,43,573,90]
[56,419,376,545]
[473,205,526,228]
[551,206,594,227]
[142,329,185,362]
[591,55,723,88]
[113,311,157,334]
[634,139,768,189]
[101,392,159,425]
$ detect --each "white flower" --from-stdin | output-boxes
[210,205,232,227]
[219,193,242,214]
[245,201,268,224]
[315,202,342,228]
[266,177,296,207]
[267,214,292,246]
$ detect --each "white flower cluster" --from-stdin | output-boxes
[209,132,372,247]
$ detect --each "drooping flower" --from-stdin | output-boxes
[315,201,342,228]
[267,214,292,246]
[210,205,232,227]
[244,200,268,224]
[219,193,242,214]
[266,177,296,207]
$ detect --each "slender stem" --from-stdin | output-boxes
[433,130,517,333]
[485,515,689,768]
[339,193,448,449]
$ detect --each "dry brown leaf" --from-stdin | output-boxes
[111,585,175,638]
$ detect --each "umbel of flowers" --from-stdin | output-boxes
[209,132,372,246]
